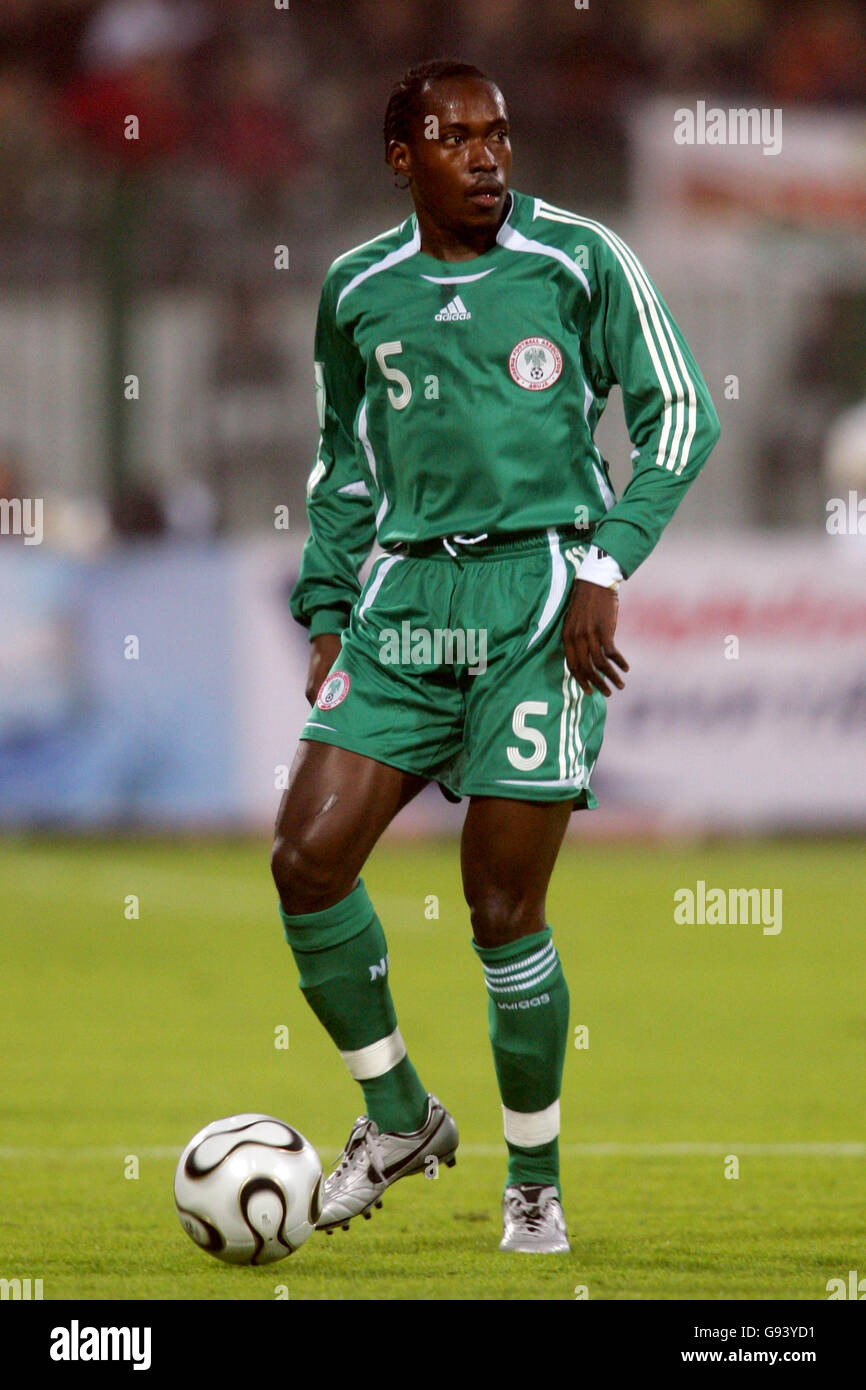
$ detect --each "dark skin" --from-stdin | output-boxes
[273,75,628,948]
[387,76,628,698]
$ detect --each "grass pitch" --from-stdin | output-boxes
[0,834,863,1301]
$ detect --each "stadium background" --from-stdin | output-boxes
[1,0,865,1303]
[1,0,865,833]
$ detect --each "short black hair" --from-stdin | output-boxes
[383,59,493,157]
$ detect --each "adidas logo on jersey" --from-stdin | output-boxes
[434,295,471,321]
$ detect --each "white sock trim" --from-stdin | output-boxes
[483,942,556,978]
[503,1099,561,1147]
[339,1027,407,1082]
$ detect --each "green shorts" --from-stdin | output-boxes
[300,526,607,809]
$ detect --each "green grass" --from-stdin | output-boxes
[0,835,863,1300]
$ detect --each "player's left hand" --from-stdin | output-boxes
[562,580,629,697]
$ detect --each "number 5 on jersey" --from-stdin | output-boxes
[375,341,412,410]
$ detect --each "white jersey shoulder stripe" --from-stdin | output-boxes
[336,223,421,311]
[497,221,591,299]
[337,192,512,306]
[330,220,408,268]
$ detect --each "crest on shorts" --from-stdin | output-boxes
[316,670,351,711]
[508,337,563,391]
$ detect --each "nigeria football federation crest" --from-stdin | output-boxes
[316,670,351,711]
[508,337,563,391]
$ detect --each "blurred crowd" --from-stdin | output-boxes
[1,0,865,540]
[1,0,865,286]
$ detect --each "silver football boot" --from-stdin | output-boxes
[317,1093,458,1233]
[499,1183,570,1253]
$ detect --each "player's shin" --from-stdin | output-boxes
[472,927,569,1195]
[279,879,429,1134]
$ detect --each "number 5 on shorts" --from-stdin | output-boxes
[507,701,548,772]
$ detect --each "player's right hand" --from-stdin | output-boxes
[305,633,343,706]
[562,580,629,698]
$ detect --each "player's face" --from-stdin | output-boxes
[395,78,512,236]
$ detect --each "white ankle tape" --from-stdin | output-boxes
[339,1028,406,1081]
[503,1099,560,1147]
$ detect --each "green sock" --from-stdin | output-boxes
[504,1136,561,1193]
[473,926,569,1198]
[280,880,429,1134]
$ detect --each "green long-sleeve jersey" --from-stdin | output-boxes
[291,189,720,636]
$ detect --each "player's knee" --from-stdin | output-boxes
[466,884,544,949]
[270,833,346,915]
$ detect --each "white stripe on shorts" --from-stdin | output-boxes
[526,529,568,650]
[357,553,403,623]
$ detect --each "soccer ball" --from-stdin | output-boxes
[174,1113,323,1264]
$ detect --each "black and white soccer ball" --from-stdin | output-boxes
[174,1114,323,1264]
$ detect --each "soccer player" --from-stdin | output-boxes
[271,60,720,1253]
